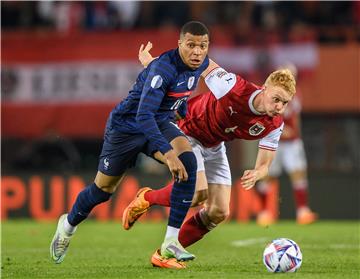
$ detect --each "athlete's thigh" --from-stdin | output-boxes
[170,136,193,155]
[203,142,232,186]
[144,121,191,160]
[98,124,147,177]
[153,121,192,156]
[192,170,209,206]
[94,171,125,193]
[188,136,210,192]
[206,183,231,211]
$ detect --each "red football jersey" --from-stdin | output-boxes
[178,68,284,151]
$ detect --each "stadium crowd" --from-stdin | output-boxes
[2,1,359,44]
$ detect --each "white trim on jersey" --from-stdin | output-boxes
[258,122,284,151]
[248,89,264,115]
[204,67,237,100]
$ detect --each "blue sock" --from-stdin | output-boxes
[168,151,197,229]
[67,183,112,226]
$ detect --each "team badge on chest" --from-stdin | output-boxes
[249,122,265,136]
[187,76,195,89]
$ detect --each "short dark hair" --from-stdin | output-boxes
[180,21,209,39]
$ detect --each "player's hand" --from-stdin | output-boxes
[164,150,188,182]
[138,41,154,67]
[240,169,259,190]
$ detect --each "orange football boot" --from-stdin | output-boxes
[297,208,318,225]
[256,210,276,227]
[122,187,152,230]
[151,249,186,269]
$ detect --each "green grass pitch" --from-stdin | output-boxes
[2,220,359,278]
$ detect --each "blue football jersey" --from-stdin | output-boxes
[110,48,209,154]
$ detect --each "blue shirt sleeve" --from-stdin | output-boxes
[135,59,175,154]
[176,101,187,119]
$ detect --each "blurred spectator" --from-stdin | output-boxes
[2,1,358,43]
[54,1,83,32]
[107,1,140,29]
[1,1,47,29]
[151,1,190,29]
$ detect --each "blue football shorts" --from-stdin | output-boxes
[98,119,186,176]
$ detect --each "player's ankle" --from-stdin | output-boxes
[63,216,77,236]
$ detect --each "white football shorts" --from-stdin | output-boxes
[187,136,232,186]
[269,138,308,177]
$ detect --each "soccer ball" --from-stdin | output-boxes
[263,238,302,273]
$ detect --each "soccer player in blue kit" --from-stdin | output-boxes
[50,21,210,265]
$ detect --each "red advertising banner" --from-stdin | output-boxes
[1,175,278,222]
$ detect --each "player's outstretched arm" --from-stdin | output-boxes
[200,59,220,78]
[241,148,275,190]
[138,41,157,67]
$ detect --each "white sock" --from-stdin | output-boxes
[164,226,180,240]
[63,216,77,235]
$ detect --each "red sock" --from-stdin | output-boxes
[258,192,268,210]
[179,211,210,248]
[293,180,309,209]
[294,188,308,209]
[256,180,270,210]
[144,182,173,206]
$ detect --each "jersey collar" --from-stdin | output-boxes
[248,89,264,115]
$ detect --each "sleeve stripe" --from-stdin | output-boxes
[258,145,276,151]
[167,91,192,97]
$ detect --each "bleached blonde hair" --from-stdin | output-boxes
[265,69,296,96]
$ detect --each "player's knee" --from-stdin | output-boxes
[178,151,197,176]
[97,184,117,194]
[207,205,230,224]
[94,172,123,193]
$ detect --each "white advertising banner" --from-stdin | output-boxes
[2,43,318,103]
[2,62,143,102]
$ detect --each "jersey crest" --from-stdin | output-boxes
[187,76,195,89]
[249,122,265,136]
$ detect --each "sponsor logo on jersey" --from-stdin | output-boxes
[228,106,238,116]
[151,75,163,89]
[187,76,195,89]
[249,122,265,136]
[225,126,238,133]
[177,80,186,86]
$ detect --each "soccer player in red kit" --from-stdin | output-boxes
[256,64,318,226]
[123,42,296,268]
